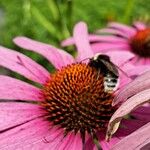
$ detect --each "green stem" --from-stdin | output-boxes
[31,5,61,40]
[122,0,136,23]
[55,1,71,39]
[66,0,73,31]
[47,0,60,22]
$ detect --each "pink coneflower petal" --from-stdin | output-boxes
[106,89,150,140]
[0,118,81,150]
[96,28,130,38]
[125,65,150,76]
[99,121,137,150]
[0,75,43,101]
[58,133,82,150]
[0,102,43,131]
[133,21,146,30]
[91,42,131,53]
[0,118,65,149]
[105,51,134,66]
[89,35,127,43]
[132,106,150,122]
[130,56,150,65]
[107,22,136,37]
[61,37,74,47]
[89,34,128,43]
[96,132,120,150]
[113,70,150,105]
[13,37,74,69]
[0,46,49,84]
[119,119,149,135]
[73,22,94,61]
[111,122,150,150]
[61,35,127,47]
[99,115,150,150]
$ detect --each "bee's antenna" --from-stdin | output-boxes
[80,57,90,63]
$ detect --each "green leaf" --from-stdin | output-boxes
[31,5,61,39]
[47,0,60,21]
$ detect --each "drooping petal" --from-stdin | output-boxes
[133,21,146,30]
[0,46,49,84]
[132,106,150,122]
[111,122,150,150]
[0,75,44,101]
[91,42,131,53]
[106,89,150,140]
[96,116,149,150]
[73,22,94,61]
[0,102,43,131]
[113,70,150,105]
[107,22,136,37]
[13,37,74,69]
[96,132,120,150]
[96,28,130,38]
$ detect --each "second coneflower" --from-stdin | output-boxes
[62,21,150,65]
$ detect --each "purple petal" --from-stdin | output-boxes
[107,89,150,140]
[13,37,74,69]
[0,46,49,84]
[133,21,146,30]
[0,75,44,101]
[113,70,150,105]
[108,22,136,37]
[96,28,130,38]
[111,122,150,150]
[91,42,131,53]
[73,22,94,61]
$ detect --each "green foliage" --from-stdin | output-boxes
[0,0,150,48]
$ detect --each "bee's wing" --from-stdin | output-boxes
[100,60,119,77]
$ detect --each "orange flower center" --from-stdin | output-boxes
[42,63,114,144]
[130,28,150,57]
